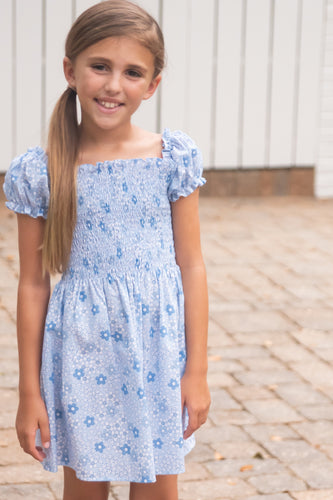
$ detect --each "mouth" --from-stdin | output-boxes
[95,99,124,110]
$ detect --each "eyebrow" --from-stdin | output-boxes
[87,57,148,74]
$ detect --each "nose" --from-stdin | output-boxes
[105,72,122,94]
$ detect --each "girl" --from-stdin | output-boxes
[3,1,210,499]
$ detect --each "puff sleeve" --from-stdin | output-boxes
[165,129,206,202]
[3,147,49,219]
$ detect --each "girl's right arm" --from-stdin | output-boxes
[15,213,51,462]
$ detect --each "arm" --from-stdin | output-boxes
[15,214,51,461]
[171,189,210,439]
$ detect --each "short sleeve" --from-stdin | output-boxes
[165,129,206,202]
[3,147,49,219]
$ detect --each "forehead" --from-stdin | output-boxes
[78,36,154,66]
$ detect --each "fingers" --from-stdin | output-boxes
[16,415,50,462]
[39,413,51,450]
[183,405,209,440]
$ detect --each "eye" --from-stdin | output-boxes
[126,69,142,78]
[92,64,108,72]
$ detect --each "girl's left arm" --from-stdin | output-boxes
[171,188,211,439]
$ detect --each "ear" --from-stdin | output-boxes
[143,74,162,101]
[63,57,76,89]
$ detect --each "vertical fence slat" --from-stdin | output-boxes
[242,0,271,167]
[16,0,43,153]
[215,0,243,168]
[0,0,13,168]
[296,0,324,165]
[74,0,98,17]
[132,0,160,132]
[45,0,72,141]
[269,0,298,167]
[160,0,189,134]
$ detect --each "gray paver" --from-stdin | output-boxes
[2,198,333,498]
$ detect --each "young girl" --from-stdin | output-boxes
[3,1,210,499]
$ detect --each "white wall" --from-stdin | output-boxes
[0,0,331,196]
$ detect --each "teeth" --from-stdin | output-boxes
[100,101,119,109]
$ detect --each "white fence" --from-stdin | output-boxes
[1,0,332,196]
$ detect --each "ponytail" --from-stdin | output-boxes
[42,87,80,275]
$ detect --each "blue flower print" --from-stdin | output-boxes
[153,195,160,206]
[79,291,87,302]
[100,330,111,341]
[49,372,54,383]
[153,438,163,449]
[46,321,56,332]
[149,216,156,228]
[120,310,129,323]
[84,416,95,427]
[96,374,107,385]
[140,218,145,228]
[83,257,89,268]
[121,384,128,395]
[183,155,190,167]
[147,371,156,382]
[55,409,62,419]
[117,247,122,258]
[107,273,114,284]
[137,388,144,399]
[100,201,110,213]
[174,437,184,448]
[142,304,149,315]
[95,442,105,453]
[168,379,179,390]
[78,195,84,205]
[122,182,128,192]
[120,444,131,455]
[145,262,150,271]
[133,427,139,438]
[86,220,93,230]
[91,304,99,315]
[166,304,175,315]
[73,368,85,380]
[133,360,140,372]
[98,221,106,232]
[68,403,79,414]
[191,148,198,157]
[141,476,151,483]
[53,353,61,363]
[132,195,137,204]
[149,327,155,338]
[93,264,99,275]
[111,331,123,342]
[160,326,167,337]
[135,258,140,269]
[179,350,186,362]
[62,453,70,464]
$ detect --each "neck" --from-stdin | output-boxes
[79,120,135,151]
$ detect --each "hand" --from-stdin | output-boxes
[181,371,211,440]
[16,394,51,462]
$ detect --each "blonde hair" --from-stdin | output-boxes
[43,0,165,274]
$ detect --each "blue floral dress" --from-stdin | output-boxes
[3,129,206,482]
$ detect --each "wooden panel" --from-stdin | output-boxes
[160,0,188,134]
[215,0,243,168]
[186,0,215,163]
[45,0,72,137]
[269,0,298,167]
[132,0,160,132]
[16,0,43,153]
[296,0,324,165]
[0,0,13,168]
[74,0,98,18]
[242,0,271,167]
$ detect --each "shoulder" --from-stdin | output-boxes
[3,146,49,218]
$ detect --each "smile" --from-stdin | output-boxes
[97,100,123,109]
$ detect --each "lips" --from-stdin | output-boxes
[95,99,124,109]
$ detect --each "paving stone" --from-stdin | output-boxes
[214,310,295,333]
[210,410,258,426]
[285,308,333,331]
[0,464,62,484]
[289,457,333,489]
[262,440,326,463]
[229,385,274,401]
[297,404,333,421]
[207,370,236,388]
[210,389,242,411]
[241,357,287,371]
[268,342,315,363]
[212,440,269,459]
[213,345,270,360]
[178,477,256,499]
[248,472,306,494]
[273,383,330,407]
[290,360,333,388]
[186,442,215,463]
[242,399,303,424]
[0,483,55,499]
[244,424,300,444]
[291,490,333,499]
[248,495,294,500]
[196,424,251,444]
[205,457,287,478]
[233,331,291,346]
[291,330,333,350]
[291,421,333,445]
[234,369,300,386]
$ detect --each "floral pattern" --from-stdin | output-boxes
[3,129,206,482]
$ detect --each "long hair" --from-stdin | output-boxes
[43,0,165,274]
